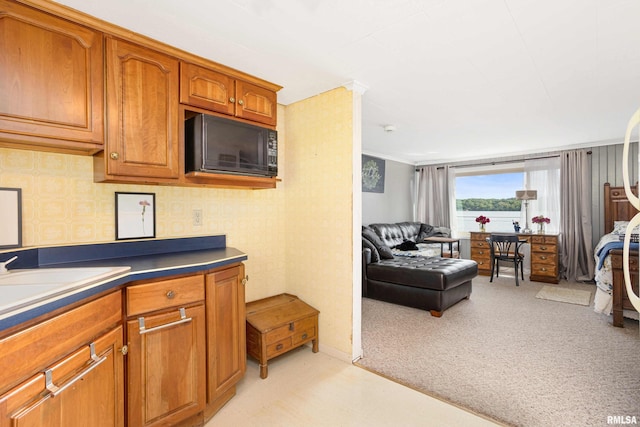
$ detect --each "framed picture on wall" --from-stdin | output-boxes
[0,188,22,249]
[362,155,385,193]
[115,192,156,240]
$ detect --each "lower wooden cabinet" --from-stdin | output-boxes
[0,292,124,427]
[125,274,206,427]
[205,264,246,419]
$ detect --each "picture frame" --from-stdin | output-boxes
[0,188,22,249]
[115,192,156,240]
[362,154,385,193]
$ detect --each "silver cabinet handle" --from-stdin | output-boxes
[45,342,106,397]
[138,307,192,335]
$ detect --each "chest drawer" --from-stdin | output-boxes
[531,252,556,265]
[126,274,205,316]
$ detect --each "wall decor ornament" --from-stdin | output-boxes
[362,155,385,193]
[0,188,22,248]
[115,192,156,240]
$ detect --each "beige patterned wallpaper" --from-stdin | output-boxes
[284,87,355,356]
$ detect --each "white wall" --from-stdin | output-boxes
[362,158,414,225]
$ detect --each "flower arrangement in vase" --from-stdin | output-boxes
[532,215,550,234]
[475,215,490,232]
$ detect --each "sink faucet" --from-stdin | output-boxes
[0,256,18,274]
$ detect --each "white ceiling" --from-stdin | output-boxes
[54,0,640,165]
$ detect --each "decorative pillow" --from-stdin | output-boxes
[612,221,640,235]
[362,237,381,263]
[362,226,394,259]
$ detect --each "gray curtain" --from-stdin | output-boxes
[560,149,594,281]
[416,165,450,227]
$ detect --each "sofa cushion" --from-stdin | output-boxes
[366,257,478,291]
[362,226,394,259]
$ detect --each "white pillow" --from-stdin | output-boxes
[612,221,639,235]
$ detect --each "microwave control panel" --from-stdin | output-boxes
[267,130,278,174]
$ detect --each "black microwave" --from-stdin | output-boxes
[185,113,277,177]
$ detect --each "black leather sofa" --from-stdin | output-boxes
[362,222,478,317]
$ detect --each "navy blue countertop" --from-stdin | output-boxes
[0,235,247,332]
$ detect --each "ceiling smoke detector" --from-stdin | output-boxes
[383,125,396,132]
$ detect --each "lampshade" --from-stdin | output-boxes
[515,190,537,201]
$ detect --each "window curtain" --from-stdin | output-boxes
[524,157,561,234]
[559,149,594,281]
[416,165,451,229]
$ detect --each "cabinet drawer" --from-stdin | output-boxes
[126,275,204,316]
[0,292,121,395]
[292,317,317,345]
[532,264,557,277]
[531,252,556,265]
[471,248,490,259]
[266,337,293,358]
[531,243,556,254]
[531,236,557,244]
[471,240,489,249]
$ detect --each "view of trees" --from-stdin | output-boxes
[456,198,521,211]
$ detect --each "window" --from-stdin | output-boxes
[450,164,525,234]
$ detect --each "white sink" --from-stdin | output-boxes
[0,266,131,319]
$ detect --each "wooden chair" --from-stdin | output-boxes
[489,234,525,286]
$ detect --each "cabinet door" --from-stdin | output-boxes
[127,304,206,427]
[105,37,179,179]
[205,264,246,407]
[0,326,124,427]
[235,80,277,126]
[179,62,235,115]
[0,0,104,152]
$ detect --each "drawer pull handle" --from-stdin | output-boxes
[541,268,547,271]
[301,333,308,340]
[540,246,547,250]
[138,308,191,335]
[166,290,175,299]
[45,342,106,397]
[540,256,547,260]
[289,322,294,331]
[276,343,283,351]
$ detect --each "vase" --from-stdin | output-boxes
[537,223,544,234]
[479,224,486,232]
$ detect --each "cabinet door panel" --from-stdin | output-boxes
[180,62,235,115]
[235,80,277,126]
[0,326,124,427]
[0,0,103,151]
[105,37,179,179]
[206,264,245,402]
[127,305,205,427]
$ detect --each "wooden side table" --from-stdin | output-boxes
[246,293,319,379]
[423,236,460,258]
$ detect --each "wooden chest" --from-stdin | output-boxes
[246,293,319,379]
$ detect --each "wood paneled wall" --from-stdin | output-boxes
[590,142,638,248]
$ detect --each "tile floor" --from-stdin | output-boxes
[206,347,503,426]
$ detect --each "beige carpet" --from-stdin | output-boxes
[357,273,640,427]
[535,285,592,306]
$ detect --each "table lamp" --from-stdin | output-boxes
[515,190,537,233]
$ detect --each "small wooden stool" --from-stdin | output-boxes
[246,293,319,379]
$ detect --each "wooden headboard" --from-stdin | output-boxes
[604,183,639,234]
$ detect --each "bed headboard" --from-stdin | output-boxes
[604,183,639,234]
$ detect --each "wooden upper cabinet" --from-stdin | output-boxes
[0,0,104,153]
[180,62,277,126]
[235,80,277,126]
[102,37,180,180]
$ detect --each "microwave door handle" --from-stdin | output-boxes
[201,120,207,170]
[622,108,640,209]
